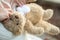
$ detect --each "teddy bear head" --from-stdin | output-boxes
[2,12,26,35]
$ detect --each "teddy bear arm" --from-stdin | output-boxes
[42,21,60,35]
[46,24,60,35]
[24,20,44,35]
[35,20,60,35]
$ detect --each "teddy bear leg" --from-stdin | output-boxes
[24,20,44,35]
[35,20,60,35]
[47,25,60,35]
[43,9,53,20]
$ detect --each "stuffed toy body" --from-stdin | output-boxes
[24,3,60,35]
[16,3,60,35]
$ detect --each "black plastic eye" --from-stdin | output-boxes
[16,23,19,25]
[15,16,19,19]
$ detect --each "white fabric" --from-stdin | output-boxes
[26,33,43,40]
[12,33,43,40]
[16,5,30,15]
[0,23,14,40]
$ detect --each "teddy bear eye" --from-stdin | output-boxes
[15,16,19,19]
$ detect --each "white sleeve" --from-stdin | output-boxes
[16,5,30,15]
[0,23,14,40]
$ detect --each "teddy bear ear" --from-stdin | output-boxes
[43,9,53,20]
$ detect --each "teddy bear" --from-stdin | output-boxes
[14,2,60,36]
[16,4,45,36]
[0,0,60,40]
[0,12,43,40]
[2,10,44,36]
[24,0,60,35]
[0,0,44,36]
[0,0,43,40]
[0,0,59,37]
[24,3,60,35]
[1,0,59,36]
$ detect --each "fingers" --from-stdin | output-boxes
[1,0,11,9]
[0,12,9,21]
[0,0,12,14]
[0,1,12,21]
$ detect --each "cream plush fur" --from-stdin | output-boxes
[24,3,60,35]
[16,5,44,35]
[16,3,60,35]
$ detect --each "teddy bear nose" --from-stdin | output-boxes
[15,15,19,19]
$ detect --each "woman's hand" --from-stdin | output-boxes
[0,6,9,21]
[0,1,12,21]
[0,0,26,21]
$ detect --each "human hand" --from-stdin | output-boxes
[0,1,13,21]
[0,6,9,21]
